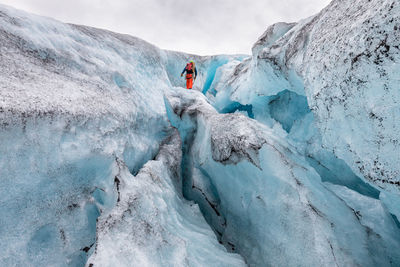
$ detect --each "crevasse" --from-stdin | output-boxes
[165,90,400,267]
[0,0,400,266]
[0,4,247,266]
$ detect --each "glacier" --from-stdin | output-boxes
[165,89,400,266]
[87,130,245,267]
[0,4,244,266]
[0,0,400,266]
[210,0,400,193]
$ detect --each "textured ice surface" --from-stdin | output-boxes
[87,130,245,267]
[0,4,243,266]
[0,5,169,265]
[166,89,400,266]
[207,2,400,263]
[1,0,400,266]
[211,0,400,193]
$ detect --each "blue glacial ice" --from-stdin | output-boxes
[0,0,400,266]
[211,0,400,193]
[166,89,400,266]
[0,4,242,266]
[87,130,245,267]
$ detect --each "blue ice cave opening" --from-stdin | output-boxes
[220,101,254,118]
[268,90,310,132]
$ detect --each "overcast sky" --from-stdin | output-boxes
[0,0,331,55]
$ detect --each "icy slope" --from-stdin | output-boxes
[211,0,400,193]
[0,4,243,266]
[166,89,400,266]
[0,5,242,115]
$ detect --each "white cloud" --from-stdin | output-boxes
[0,0,331,55]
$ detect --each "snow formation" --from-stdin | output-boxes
[0,0,400,266]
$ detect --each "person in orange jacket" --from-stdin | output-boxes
[181,60,197,89]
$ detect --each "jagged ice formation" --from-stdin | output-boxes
[0,0,399,266]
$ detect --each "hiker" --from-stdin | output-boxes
[181,60,197,89]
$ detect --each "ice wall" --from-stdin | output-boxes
[166,89,400,266]
[211,0,400,194]
[1,0,400,266]
[0,4,243,266]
